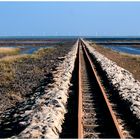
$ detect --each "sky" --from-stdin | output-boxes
[0,2,140,37]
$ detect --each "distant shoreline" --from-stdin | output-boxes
[1,36,140,40]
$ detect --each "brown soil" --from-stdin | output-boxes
[90,43,140,81]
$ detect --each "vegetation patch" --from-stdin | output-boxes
[0,40,74,114]
[0,47,20,55]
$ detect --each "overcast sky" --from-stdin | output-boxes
[0,2,140,36]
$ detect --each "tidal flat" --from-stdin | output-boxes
[90,42,140,81]
[0,39,75,114]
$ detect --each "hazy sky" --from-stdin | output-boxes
[0,2,140,36]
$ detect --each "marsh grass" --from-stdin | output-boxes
[0,47,20,55]
[33,47,55,57]
[0,47,55,86]
[118,52,140,62]
[0,62,14,85]
[0,40,74,113]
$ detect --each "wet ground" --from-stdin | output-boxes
[87,38,140,55]
[103,45,140,55]
[0,46,54,54]
[20,46,54,54]
[91,43,140,81]
[0,39,75,115]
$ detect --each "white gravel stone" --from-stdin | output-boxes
[13,41,78,138]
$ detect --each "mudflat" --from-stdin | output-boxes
[0,39,75,114]
[90,43,140,81]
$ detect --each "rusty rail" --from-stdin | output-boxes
[78,40,83,138]
[79,39,124,138]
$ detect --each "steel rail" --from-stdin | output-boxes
[80,39,124,138]
[78,40,83,138]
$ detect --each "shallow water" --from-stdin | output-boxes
[0,46,53,54]
[103,45,140,55]
[20,46,53,54]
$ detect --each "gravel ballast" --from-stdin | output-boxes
[83,39,140,119]
[10,41,78,138]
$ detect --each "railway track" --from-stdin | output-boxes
[0,39,140,138]
[60,39,140,138]
[78,39,131,138]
